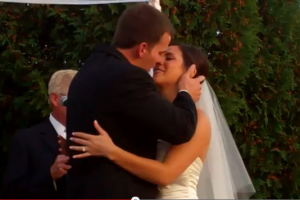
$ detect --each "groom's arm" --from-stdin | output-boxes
[112,66,197,145]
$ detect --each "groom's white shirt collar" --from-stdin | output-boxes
[49,114,66,139]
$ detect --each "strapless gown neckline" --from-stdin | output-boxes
[156,140,203,199]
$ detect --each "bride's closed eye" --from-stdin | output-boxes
[165,57,174,61]
[165,53,175,61]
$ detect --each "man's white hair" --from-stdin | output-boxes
[48,69,77,103]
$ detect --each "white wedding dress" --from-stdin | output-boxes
[156,140,203,199]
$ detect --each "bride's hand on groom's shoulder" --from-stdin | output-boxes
[69,120,116,159]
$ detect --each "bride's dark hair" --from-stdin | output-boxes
[170,41,210,78]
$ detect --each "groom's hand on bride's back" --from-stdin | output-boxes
[178,64,205,102]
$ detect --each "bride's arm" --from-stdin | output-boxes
[70,110,210,186]
[107,111,211,186]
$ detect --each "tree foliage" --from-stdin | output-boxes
[0,0,300,198]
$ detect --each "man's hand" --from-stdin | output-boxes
[178,64,205,102]
[50,155,71,180]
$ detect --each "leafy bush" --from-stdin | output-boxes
[1,0,300,198]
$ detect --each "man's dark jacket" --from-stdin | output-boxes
[3,119,66,198]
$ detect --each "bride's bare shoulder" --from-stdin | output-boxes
[197,109,210,125]
[195,109,211,138]
[194,109,211,160]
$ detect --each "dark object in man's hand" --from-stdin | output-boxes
[58,135,68,155]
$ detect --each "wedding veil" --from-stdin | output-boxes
[196,81,255,199]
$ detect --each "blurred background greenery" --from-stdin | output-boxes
[1,0,300,198]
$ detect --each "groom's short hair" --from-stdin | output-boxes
[112,3,175,49]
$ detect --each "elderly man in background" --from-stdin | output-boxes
[3,69,77,199]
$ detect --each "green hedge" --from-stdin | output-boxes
[1,0,300,198]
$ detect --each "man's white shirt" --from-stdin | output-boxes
[49,114,66,139]
[49,114,66,191]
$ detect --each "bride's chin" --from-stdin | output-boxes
[153,77,164,86]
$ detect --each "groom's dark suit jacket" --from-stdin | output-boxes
[66,45,198,199]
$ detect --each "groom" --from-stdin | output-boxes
[66,3,203,199]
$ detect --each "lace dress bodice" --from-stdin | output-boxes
[156,140,203,199]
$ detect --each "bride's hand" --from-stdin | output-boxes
[69,120,116,159]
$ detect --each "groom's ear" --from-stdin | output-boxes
[138,42,148,58]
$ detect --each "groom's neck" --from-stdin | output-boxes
[117,48,146,71]
[158,86,178,103]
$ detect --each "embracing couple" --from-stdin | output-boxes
[63,3,255,199]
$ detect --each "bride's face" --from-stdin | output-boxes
[153,45,186,87]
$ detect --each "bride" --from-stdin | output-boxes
[67,43,256,199]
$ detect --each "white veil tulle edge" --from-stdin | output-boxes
[196,81,256,199]
[0,0,147,5]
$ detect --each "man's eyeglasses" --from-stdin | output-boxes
[59,95,68,106]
